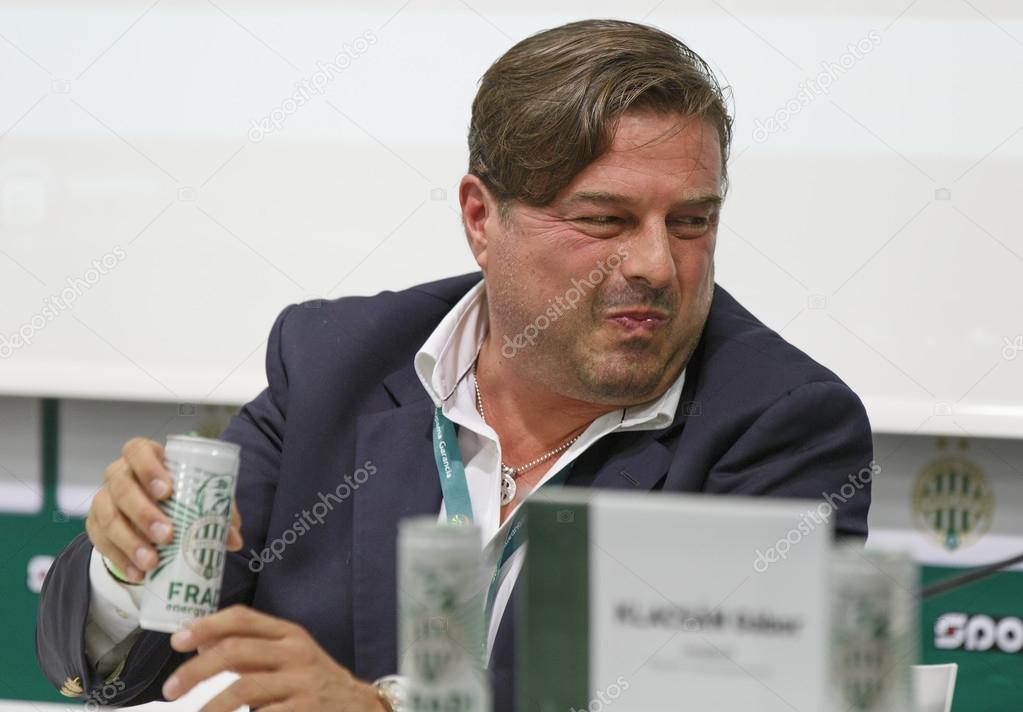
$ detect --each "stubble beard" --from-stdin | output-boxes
[491,274,714,407]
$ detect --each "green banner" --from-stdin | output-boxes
[921,565,1023,709]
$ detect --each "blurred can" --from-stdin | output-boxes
[398,517,491,712]
[139,435,240,633]
[829,544,918,712]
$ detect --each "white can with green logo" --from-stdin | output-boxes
[139,435,240,633]
[398,517,491,712]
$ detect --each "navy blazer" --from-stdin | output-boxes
[36,274,872,710]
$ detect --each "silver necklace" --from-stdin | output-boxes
[473,360,581,506]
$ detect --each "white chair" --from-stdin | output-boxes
[912,663,957,712]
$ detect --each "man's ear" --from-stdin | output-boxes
[459,174,500,273]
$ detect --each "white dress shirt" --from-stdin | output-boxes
[84,278,685,673]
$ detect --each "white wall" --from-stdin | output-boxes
[1,1,1021,437]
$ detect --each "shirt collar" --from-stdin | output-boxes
[414,279,488,406]
[413,278,685,431]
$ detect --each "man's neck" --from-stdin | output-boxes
[475,338,618,466]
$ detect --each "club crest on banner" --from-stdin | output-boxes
[912,438,993,551]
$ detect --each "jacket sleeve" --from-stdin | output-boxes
[703,379,874,538]
[35,304,296,706]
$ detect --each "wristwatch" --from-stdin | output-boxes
[372,675,407,712]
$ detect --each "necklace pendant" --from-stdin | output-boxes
[500,472,517,506]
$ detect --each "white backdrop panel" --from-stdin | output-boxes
[1,1,1021,437]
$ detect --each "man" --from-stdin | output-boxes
[36,18,872,712]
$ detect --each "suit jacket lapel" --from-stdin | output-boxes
[350,369,441,682]
[569,430,675,492]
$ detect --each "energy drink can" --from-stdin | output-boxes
[398,517,491,712]
[139,435,240,633]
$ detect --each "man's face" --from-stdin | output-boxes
[477,110,722,406]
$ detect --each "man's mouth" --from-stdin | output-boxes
[604,309,669,333]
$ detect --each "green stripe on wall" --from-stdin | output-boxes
[42,398,59,515]
[0,398,87,702]
[520,498,590,711]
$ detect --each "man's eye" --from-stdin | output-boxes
[572,214,714,237]
[576,216,622,224]
[670,216,713,237]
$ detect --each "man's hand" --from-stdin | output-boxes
[163,605,385,711]
[86,437,243,582]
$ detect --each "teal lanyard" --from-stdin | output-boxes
[431,407,573,631]
[432,406,475,525]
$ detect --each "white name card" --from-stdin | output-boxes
[521,489,834,712]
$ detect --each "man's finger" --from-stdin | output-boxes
[163,638,289,701]
[170,605,295,652]
[122,437,172,500]
[225,526,243,552]
[86,513,142,583]
[104,510,157,572]
[108,468,174,546]
[196,672,294,712]
[226,503,243,551]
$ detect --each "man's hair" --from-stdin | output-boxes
[467,19,733,211]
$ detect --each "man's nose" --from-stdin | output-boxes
[619,220,676,290]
